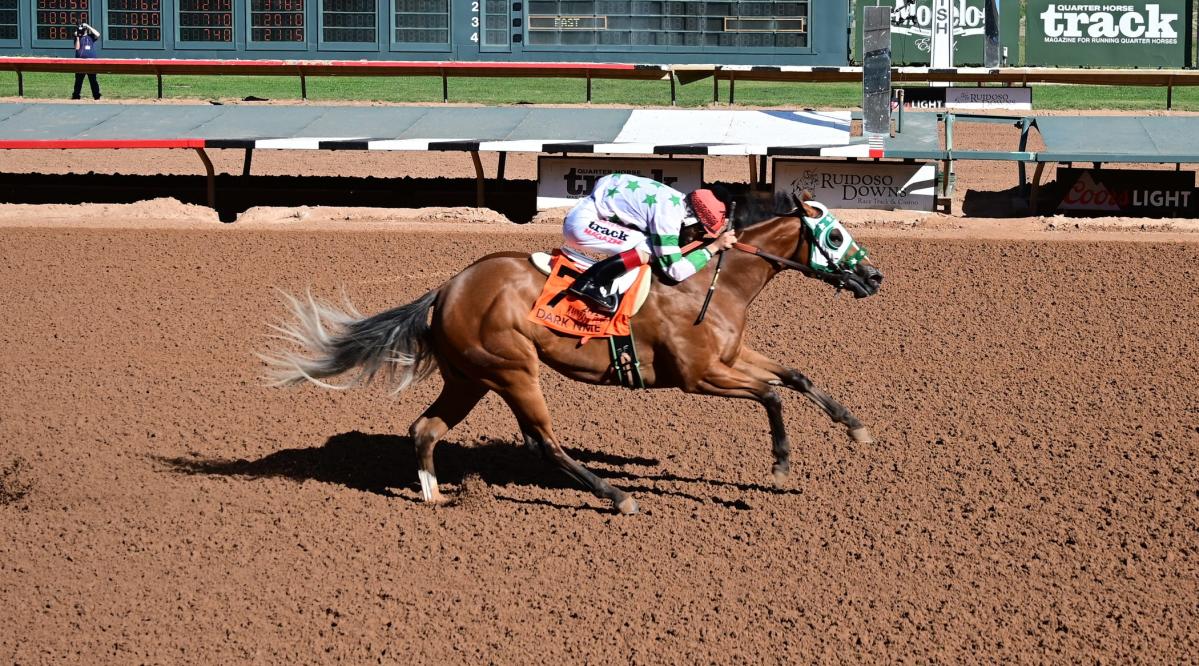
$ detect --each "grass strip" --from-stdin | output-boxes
[2,71,1198,110]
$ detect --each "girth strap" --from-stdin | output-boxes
[608,331,645,389]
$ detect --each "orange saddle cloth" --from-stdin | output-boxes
[527,252,649,342]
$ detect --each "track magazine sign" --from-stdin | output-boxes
[536,157,704,210]
[774,160,937,211]
[895,86,1032,110]
[1025,0,1189,66]
[1057,168,1197,215]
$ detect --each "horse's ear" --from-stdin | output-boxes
[790,189,818,218]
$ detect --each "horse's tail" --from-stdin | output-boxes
[259,288,440,394]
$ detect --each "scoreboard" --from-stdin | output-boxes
[178,0,232,43]
[3,0,848,64]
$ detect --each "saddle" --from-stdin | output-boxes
[527,251,652,343]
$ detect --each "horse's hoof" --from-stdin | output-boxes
[849,427,874,444]
[615,496,639,515]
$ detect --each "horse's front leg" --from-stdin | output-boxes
[735,346,874,445]
[691,363,791,485]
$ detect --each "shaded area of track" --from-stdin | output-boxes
[0,172,540,222]
[0,224,1196,662]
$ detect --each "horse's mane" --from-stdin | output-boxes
[677,185,803,248]
[710,185,801,231]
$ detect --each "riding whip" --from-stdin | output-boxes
[694,202,734,325]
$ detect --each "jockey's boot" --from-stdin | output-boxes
[566,249,643,315]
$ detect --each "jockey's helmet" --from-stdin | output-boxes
[686,189,728,236]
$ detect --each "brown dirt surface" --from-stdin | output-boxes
[2,207,1198,663]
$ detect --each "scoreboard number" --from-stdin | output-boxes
[107,0,162,42]
[251,0,304,42]
[36,0,91,40]
[469,0,476,43]
[178,0,233,42]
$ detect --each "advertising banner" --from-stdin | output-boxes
[856,0,1020,65]
[895,86,1032,110]
[1057,168,1197,215]
[536,157,703,210]
[1025,0,1191,67]
[774,160,937,211]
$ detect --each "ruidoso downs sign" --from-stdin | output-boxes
[895,86,1032,110]
[1057,168,1197,215]
[1026,0,1190,66]
[774,160,937,211]
[536,157,704,210]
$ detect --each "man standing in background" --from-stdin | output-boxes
[71,23,101,101]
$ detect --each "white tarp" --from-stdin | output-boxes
[612,110,851,147]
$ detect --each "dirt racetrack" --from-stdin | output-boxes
[1,203,1197,663]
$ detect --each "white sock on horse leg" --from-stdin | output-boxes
[417,469,438,501]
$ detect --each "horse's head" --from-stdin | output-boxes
[784,190,883,299]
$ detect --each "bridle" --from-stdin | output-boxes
[687,207,875,323]
[730,210,864,294]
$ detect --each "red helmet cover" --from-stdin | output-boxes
[688,189,727,235]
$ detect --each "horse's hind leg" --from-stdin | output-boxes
[498,380,638,515]
[737,347,873,445]
[409,379,488,504]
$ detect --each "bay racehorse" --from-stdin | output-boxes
[261,191,883,514]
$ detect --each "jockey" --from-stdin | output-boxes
[562,173,738,314]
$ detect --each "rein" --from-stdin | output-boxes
[731,241,820,277]
[680,210,858,319]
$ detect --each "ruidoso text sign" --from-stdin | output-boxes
[774,159,937,211]
[1057,168,1197,215]
[1026,0,1188,67]
[895,86,1032,110]
[536,157,704,210]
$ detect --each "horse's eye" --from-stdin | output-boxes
[827,228,844,249]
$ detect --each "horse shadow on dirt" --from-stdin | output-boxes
[154,431,795,510]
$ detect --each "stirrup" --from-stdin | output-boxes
[567,282,618,315]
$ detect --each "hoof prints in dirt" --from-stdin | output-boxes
[0,457,34,505]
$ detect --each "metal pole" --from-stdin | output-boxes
[194,148,216,210]
[300,74,307,100]
[497,152,507,180]
[156,72,163,99]
[729,72,736,105]
[862,7,892,150]
[442,69,448,103]
[242,148,253,177]
[16,70,23,97]
[670,70,677,106]
[586,70,592,103]
[984,0,1001,69]
[470,150,485,207]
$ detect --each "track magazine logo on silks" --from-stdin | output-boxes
[1039,4,1179,45]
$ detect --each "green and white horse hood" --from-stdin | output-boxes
[800,200,869,274]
